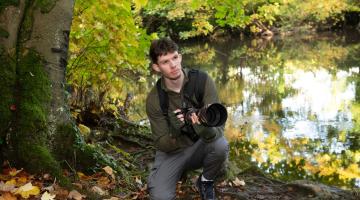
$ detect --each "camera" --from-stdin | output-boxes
[179,103,228,127]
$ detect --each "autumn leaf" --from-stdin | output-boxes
[15,182,40,199]
[0,181,15,192]
[68,190,86,200]
[78,124,90,136]
[91,185,107,196]
[232,177,245,187]
[17,176,27,185]
[4,180,16,187]
[40,191,56,200]
[135,176,142,186]
[103,197,120,200]
[77,172,91,181]
[9,169,22,177]
[103,166,115,180]
[0,192,17,200]
[96,176,110,188]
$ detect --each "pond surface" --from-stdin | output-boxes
[132,32,360,189]
[180,32,360,189]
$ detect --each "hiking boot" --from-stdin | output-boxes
[196,176,215,200]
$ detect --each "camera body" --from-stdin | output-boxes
[180,103,228,127]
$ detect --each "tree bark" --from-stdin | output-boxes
[0,0,125,185]
[0,0,75,183]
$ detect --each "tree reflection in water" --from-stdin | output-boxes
[178,33,360,188]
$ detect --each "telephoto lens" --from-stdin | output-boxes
[197,103,227,127]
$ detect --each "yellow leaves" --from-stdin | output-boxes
[0,165,121,199]
[167,0,193,20]
[132,0,148,12]
[78,124,91,136]
[14,182,40,199]
[338,164,360,180]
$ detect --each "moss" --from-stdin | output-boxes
[19,2,34,42]
[0,49,15,138]
[35,0,57,13]
[7,49,71,186]
[15,49,50,141]
[16,142,70,186]
[0,27,9,38]
[54,123,127,176]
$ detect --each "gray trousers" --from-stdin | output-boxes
[148,136,229,200]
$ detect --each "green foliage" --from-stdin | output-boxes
[210,0,249,28]
[68,0,154,108]
[141,0,359,39]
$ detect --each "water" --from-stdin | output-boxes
[131,32,360,188]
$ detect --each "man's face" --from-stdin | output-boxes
[152,51,182,80]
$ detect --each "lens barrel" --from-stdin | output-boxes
[198,103,227,127]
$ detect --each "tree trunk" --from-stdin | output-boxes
[0,0,113,184]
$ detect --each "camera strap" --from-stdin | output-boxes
[156,69,207,142]
[156,69,207,116]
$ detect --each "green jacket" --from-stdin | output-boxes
[146,68,224,153]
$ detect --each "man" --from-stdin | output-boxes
[146,37,229,200]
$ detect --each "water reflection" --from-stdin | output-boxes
[178,33,360,188]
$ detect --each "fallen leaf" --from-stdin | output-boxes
[68,190,85,200]
[97,176,110,188]
[77,172,91,181]
[0,192,17,200]
[103,197,119,200]
[102,166,115,180]
[9,169,22,177]
[43,174,51,180]
[91,186,107,196]
[40,192,56,200]
[78,124,90,136]
[53,184,68,199]
[135,177,142,186]
[17,176,27,184]
[15,182,40,199]
[232,177,245,187]
[5,180,16,186]
[0,181,15,192]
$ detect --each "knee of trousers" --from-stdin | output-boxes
[211,137,229,160]
[149,187,175,200]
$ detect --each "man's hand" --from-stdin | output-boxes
[174,109,200,125]
[189,112,200,124]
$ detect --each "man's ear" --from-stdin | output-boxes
[152,63,160,73]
